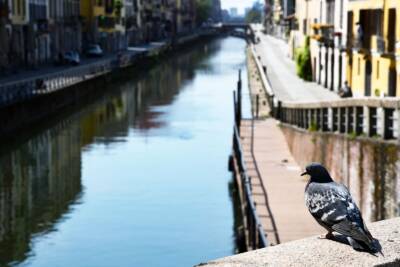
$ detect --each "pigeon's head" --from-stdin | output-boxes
[301,163,333,183]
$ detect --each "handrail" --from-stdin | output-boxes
[251,44,274,98]
[249,117,281,244]
[232,122,268,248]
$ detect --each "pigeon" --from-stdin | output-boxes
[302,162,379,253]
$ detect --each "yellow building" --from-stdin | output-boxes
[290,0,321,78]
[347,0,399,97]
[81,0,125,52]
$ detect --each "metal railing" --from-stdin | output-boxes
[0,28,220,110]
[232,122,268,249]
[232,71,268,249]
[0,55,136,108]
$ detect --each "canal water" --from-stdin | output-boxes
[0,37,249,267]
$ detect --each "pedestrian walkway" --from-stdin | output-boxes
[239,119,280,246]
[240,37,324,244]
[253,119,322,242]
[240,119,323,244]
[254,33,340,102]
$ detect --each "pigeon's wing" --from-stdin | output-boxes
[306,183,348,222]
[306,183,374,247]
[329,185,374,244]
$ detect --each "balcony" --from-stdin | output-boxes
[311,23,334,46]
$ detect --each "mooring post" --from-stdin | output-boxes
[256,94,259,119]
[233,90,241,133]
[237,69,242,124]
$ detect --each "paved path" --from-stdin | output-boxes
[251,119,323,242]
[240,119,322,244]
[241,38,324,243]
[240,120,280,245]
[253,31,340,102]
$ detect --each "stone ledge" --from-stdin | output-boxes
[199,218,400,267]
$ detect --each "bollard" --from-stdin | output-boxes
[256,94,259,119]
[237,69,242,123]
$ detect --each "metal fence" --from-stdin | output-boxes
[0,55,139,108]
[0,29,219,110]
[232,121,268,249]
[232,73,268,249]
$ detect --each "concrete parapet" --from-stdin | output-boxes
[199,218,400,267]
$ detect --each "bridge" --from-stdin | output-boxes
[211,23,255,42]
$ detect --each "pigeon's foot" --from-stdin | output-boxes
[319,232,334,240]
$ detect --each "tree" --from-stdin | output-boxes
[245,9,262,23]
[195,0,213,25]
[245,1,263,23]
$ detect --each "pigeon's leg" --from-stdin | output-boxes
[319,231,334,239]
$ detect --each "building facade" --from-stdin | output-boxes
[49,0,82,62]
[0,0,199,73]
[346,0,399,97]
[268,0,400,98]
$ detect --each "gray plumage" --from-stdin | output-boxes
[302,163,378,252]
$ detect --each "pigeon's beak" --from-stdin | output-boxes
[301,171,308,176]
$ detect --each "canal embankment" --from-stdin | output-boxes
[228,42,323,252]
[251,30,400,223]
[229,27,400,253]
[206,29,400,266]
[0,29,218,141]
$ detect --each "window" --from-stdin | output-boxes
[340,0,343,28]
[326,0,335,25]
[376,60,380,79]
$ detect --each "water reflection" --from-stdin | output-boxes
[0,37,245,266]
[0,123,82,265]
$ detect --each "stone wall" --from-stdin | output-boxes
[200,217,400,267]
[280,123,400,222]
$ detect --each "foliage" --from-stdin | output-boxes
[308,119,318,132]
[348,131,358,140]
[195,0,213,25]
[295,37,313,81]
[115,0,123,17]
[245,1,263,23]
[245,9,262,23]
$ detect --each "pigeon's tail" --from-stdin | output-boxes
[347,237,382,255]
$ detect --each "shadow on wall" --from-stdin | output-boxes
[280,124,400,222]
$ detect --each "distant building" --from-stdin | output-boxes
[0,0,11,74]
[80,0,126,52]
[230,7,238,17]
[245,7,251,17]
[211,0,222,23]
[221,9,230,22]
[49,0,82,62]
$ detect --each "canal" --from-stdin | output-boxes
[0,37,249,266]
